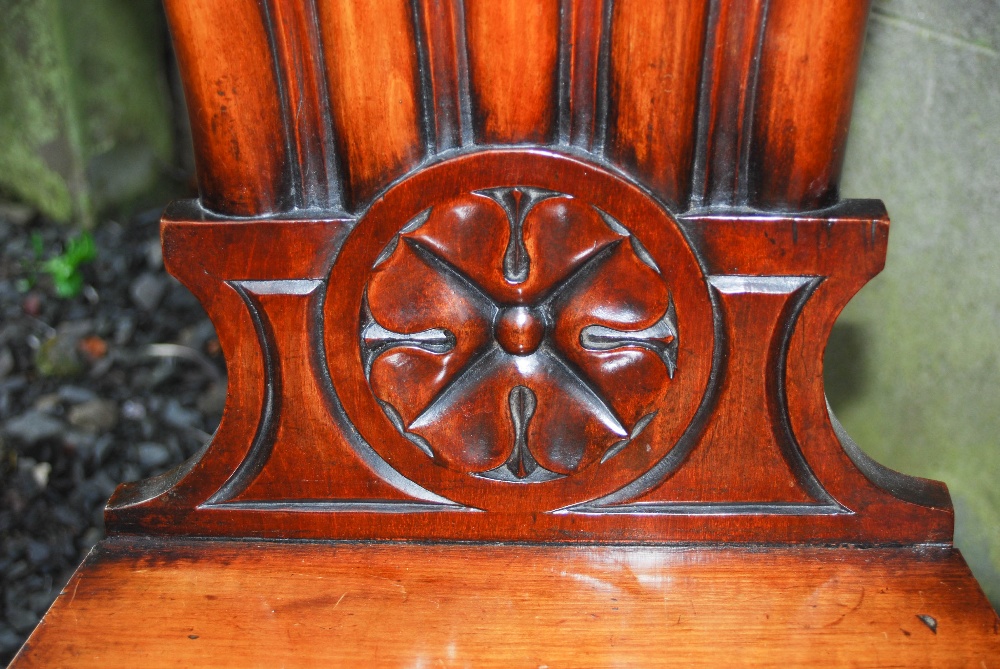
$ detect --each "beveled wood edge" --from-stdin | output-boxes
[10,536,999,668]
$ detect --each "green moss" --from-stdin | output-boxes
[0,0,173,225]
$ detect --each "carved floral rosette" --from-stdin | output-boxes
[326,152,715,512]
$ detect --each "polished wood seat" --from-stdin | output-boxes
[11,0,999,666]
[14,539,1000,668]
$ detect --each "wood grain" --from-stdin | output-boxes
[748,0,873,210]
[16,7,998,666]
[103,0,959,552]
[163,0,290,215]
[562,0,607,149]
[604,0,709,208]
[161,0,877,216]
[265,0,340,209]
[12,539,1000,668]
[690,0,768,207]
[636,282,818,505]
[417,0,472,151]
[465,0,560,144]
[315,0,425,210]
[226,285,428,504]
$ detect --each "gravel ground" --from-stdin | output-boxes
[0,204,225,663]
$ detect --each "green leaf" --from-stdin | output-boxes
[64,232,96,265]
[52,271,83,298]
[39,231,97,299]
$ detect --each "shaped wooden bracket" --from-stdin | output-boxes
[106,150,951,544]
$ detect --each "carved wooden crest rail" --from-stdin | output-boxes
[105,0,953,544]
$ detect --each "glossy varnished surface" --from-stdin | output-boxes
[749,0,872,209]
[163,0,290,215]
[605,0,708,207]
[161,1,873,215]
[12,538,999,668]
[316,0,425,210]
[465,0,560,144]
[104,156,952,544]
[132,3,945,547]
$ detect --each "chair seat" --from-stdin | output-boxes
[11,537,999,667]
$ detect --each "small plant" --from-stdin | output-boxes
[40,232,97,298]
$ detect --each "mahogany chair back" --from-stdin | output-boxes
[105,0,953,544]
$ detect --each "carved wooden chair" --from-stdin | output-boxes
[12,1,999,666]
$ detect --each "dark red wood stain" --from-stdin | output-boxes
[101,167,951,544]
[604,0,709,208]
[417,0,471,151]
[749,0,873,210]
[265,0,340,208]
[98,0,956,546]
[465,0,560,144]
[691,0,768,206]
[163,0,290,215]
[564,0,606,149]
[314,0,425,210]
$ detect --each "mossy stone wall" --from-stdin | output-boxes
[0,0,173,226]
[831,0,1000,608]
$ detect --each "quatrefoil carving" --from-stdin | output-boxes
[361,187,678,481]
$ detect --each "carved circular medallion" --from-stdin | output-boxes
[325,151,714,511]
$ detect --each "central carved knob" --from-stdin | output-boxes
[495,306,545,355]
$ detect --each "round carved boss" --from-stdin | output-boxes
[325,151,714,511]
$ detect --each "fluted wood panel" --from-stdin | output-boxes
[561,0,608,151]
[749,0,873,210]
[266,0,341,210]
[464,0,560,145]
[690,0,768,208]
[417,0,473,152]
[604,0,709,208]
[315,0,425,211]
[164,0,290,215]
[163,0,875,215]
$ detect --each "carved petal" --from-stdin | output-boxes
[367,186,676,477]
[408,349,629,475]
[405,194,512,304]
[551,241,671,428]
[367,239,493,425]
[520,198,622,304]
[408,193,621,305]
